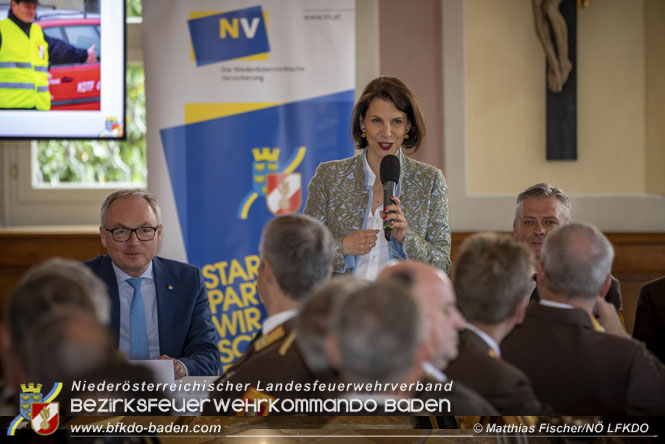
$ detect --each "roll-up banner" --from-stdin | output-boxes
[143,0,355,372]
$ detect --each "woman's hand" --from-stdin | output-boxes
[382,195,408,244]
[343,229,380,255]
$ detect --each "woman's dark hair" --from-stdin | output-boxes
[350,76,426,152]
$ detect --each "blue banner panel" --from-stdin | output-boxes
[160,90,354,372]
[188,5,270,66]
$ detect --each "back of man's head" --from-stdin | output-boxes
[296,276,366,378]
[332,281,424,384]
[56,354,162,416]
[378,261,465,369]
[24,309,116,389]
[4,258,109,370]
[20,257,110,325]
[541,222,614,300]
[454,233,534,324]
[259,214,334,301]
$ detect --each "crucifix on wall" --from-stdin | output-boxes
[532,0,595,160]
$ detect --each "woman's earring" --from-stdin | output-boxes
[404,129,410,140]
[361,129,366,138]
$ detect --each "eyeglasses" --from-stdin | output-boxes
[104,226,159,242]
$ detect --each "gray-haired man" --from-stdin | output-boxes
[512,183,623,313]
[85,189,218,378]
[503,223,665,415]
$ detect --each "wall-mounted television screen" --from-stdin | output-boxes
[0,0,125,139]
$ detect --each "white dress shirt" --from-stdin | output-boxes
[355,151,392,281]
[539,299,574,310]
[422,361,448,382]
[261,309,298,336]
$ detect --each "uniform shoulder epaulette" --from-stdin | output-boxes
[254,325,285,352]
[279,331,297,356]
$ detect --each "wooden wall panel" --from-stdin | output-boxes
[608,233,665,333]
[0,227,105,319]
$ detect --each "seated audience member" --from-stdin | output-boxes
[327,280,427,413]
[61,355,162,418]
[633,276,665,363]
[205,214,334,414]
[379,262,498,416]
[513,183,623,313]
[85,189,218,378]
[24,309,116,390]
[0,259,110,416]
[296,276,366,382]
[502,223,665,415]
[22,257,110,324]
[22,308,162,417]
[446,233,552,415]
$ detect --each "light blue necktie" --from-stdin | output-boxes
[127,277,150,360]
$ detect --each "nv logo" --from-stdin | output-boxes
[238,146,307,219]
[220,16,262,39]
[8,382,62,436]
[188,6,270,66]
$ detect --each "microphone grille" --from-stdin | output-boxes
[380,154,400,184]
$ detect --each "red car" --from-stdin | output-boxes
[37,15,101,111]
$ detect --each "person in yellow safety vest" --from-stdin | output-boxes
[0,0,98,110]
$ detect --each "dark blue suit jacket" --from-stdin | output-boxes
[84,255,219,376]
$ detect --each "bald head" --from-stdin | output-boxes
[540,222,614,301]
[379,261,466,369]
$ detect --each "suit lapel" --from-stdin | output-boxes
[351,154,369,228]
[152,257,175,356]
[398,154,414,216]
[99,255,121,346]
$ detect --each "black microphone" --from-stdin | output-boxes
[380,154,400,241]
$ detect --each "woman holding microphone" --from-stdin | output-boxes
[304,76,450,278]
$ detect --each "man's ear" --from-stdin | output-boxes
[99,226,107,249]
[260,258,275,283]
[512,220,519,240]
[513,294,530,325]
[598,274,612,299]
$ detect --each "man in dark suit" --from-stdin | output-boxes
[503,223,665,415]
[513,183,623,314]
[446,232,551,415]
[633,276,665,363]
[204,214,334,415]
[379,262,498,416]
[326,280,433,415]
[85,189,218,378]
